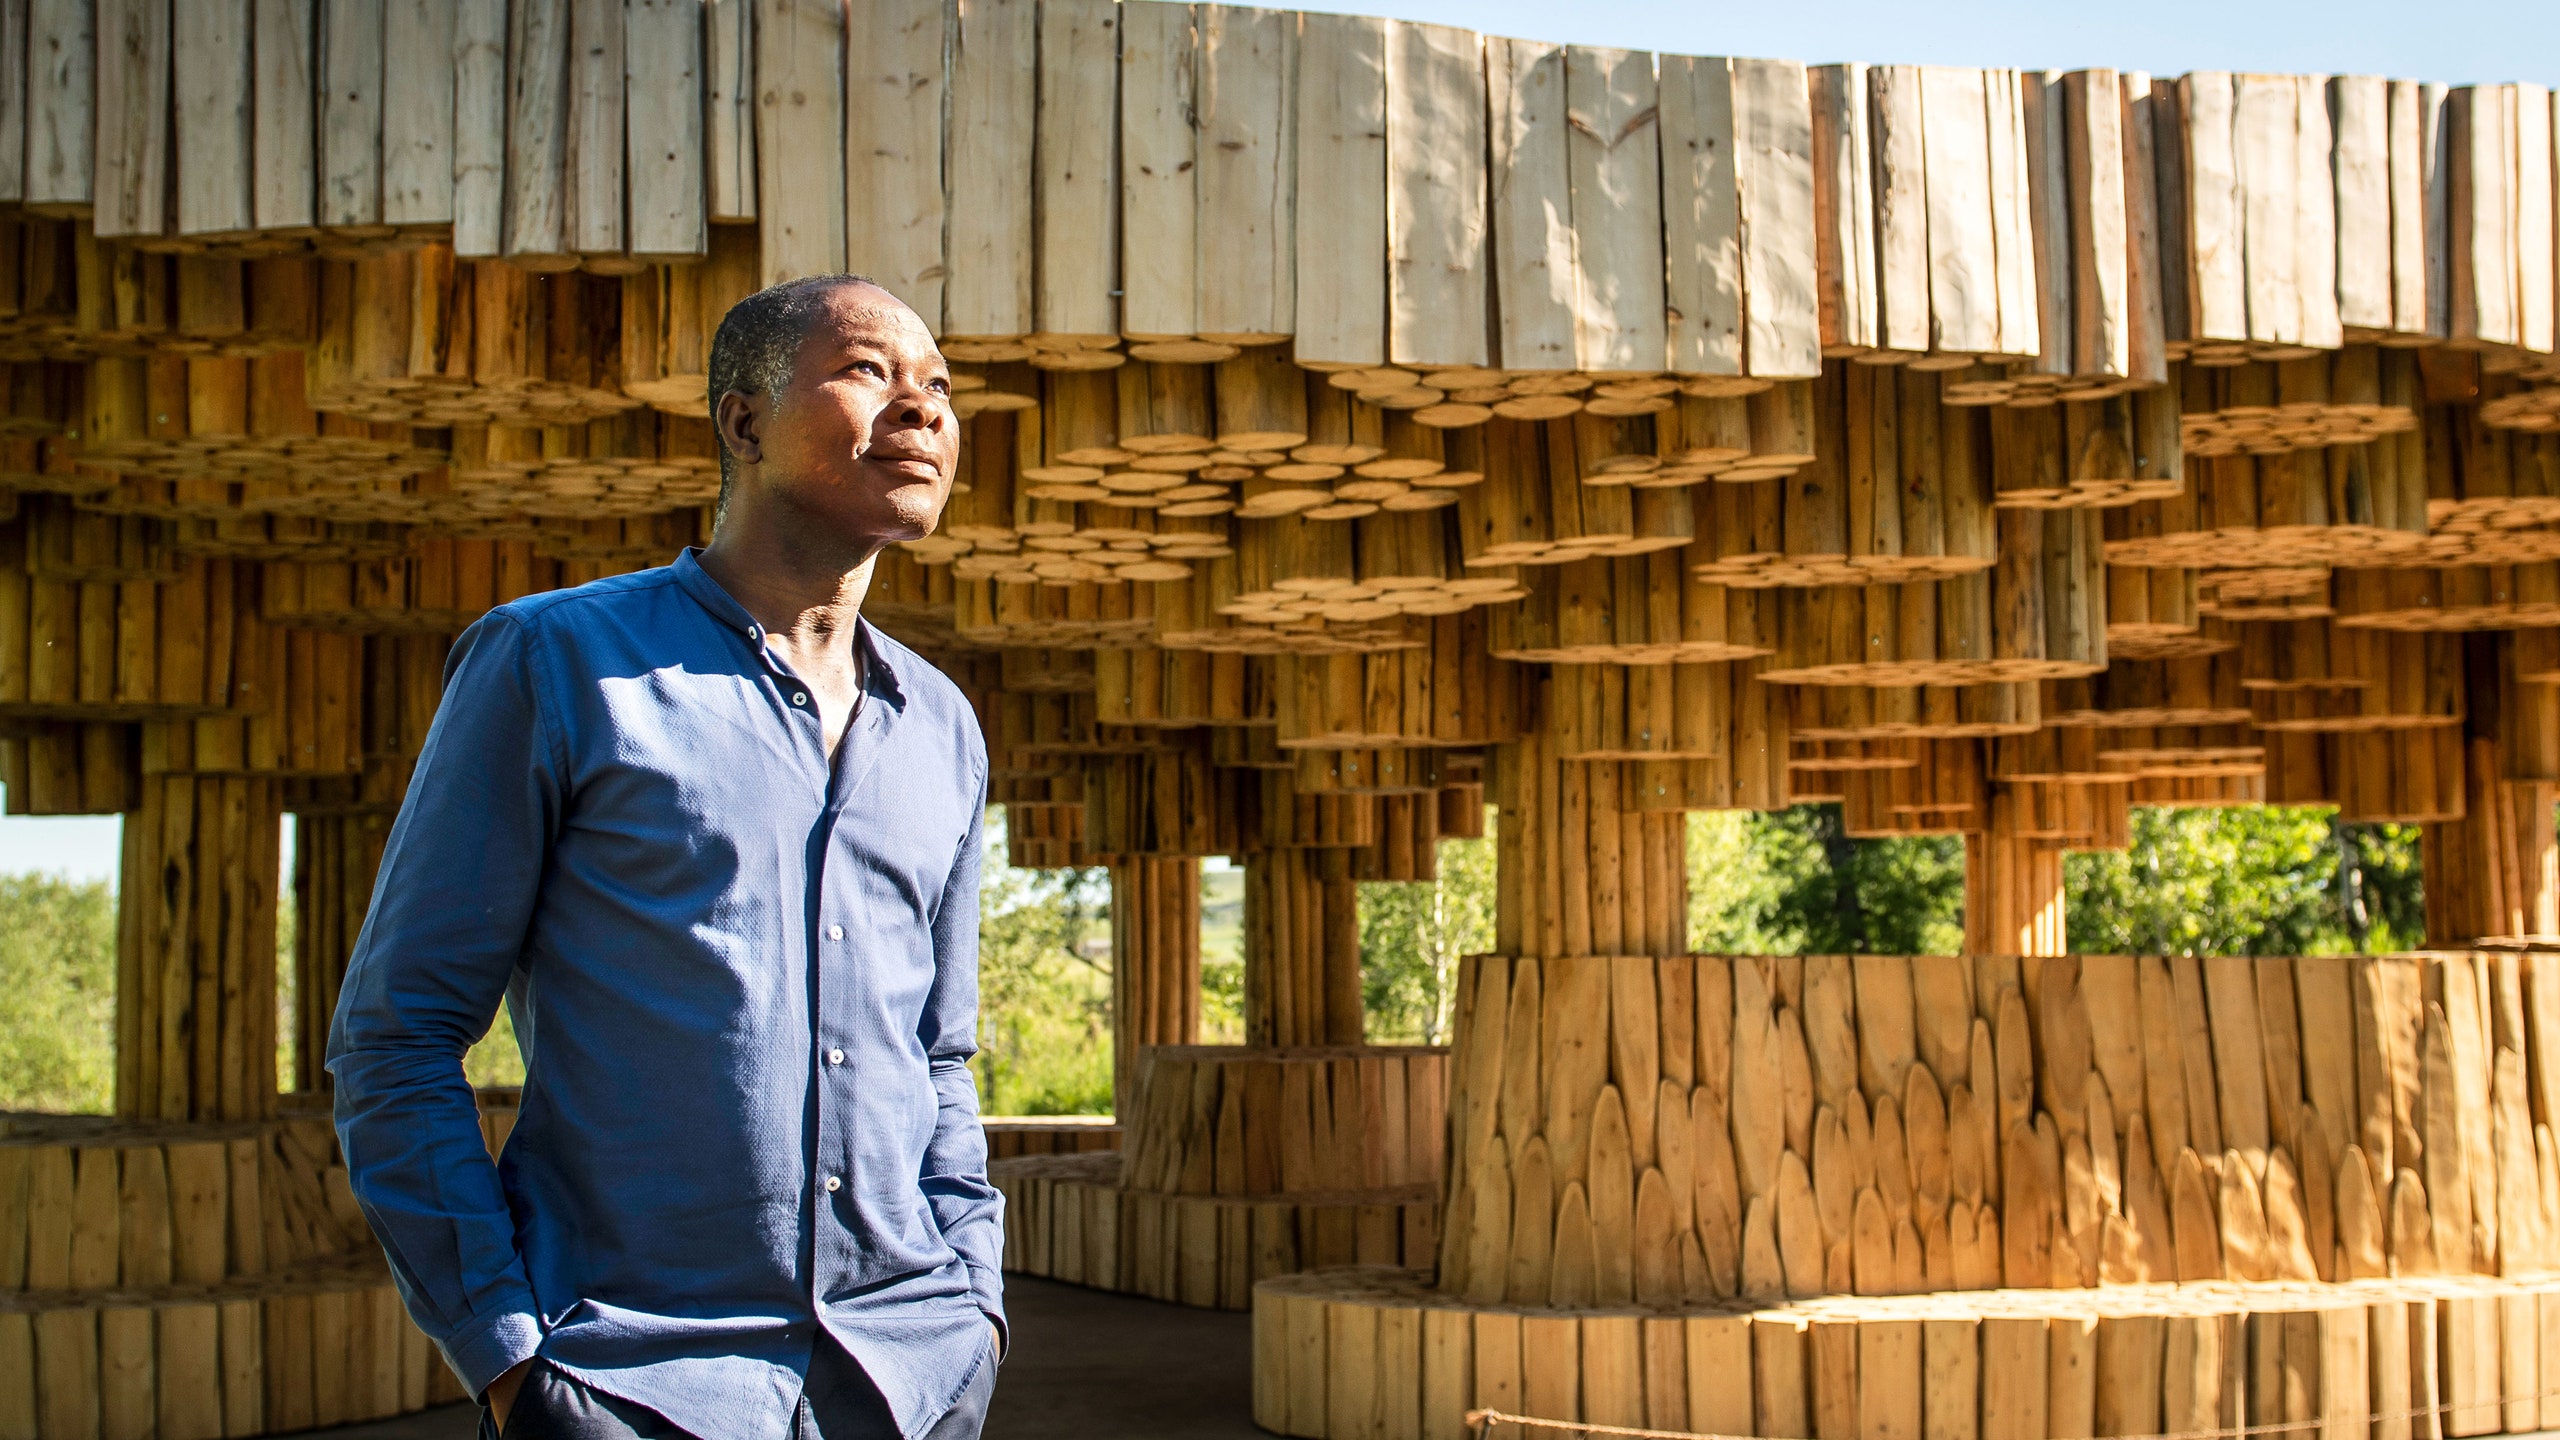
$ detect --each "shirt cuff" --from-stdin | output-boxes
[967,1263,1007,1359]
[444,1304,546,1400]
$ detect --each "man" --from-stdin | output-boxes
[331,275,1003,1439]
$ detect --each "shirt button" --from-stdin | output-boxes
[827,924,844,940]
[792,691,808,706]
[827,1048,846,1065]
[823,1175,842,1193]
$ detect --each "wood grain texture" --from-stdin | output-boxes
[625,0,704,259]
[945,0,1037,337]
[449,0,503,252]
[1567,45,1666,372]
[1385,19,1488,367]
[1662,55,1745,376]
[1733,57,1820,378]
[380,0,454,226]
[842,0,941,317]
[1034,0,1118,341]
[753,0,843,283]
[93,0,172,236]
[1194,4,1295,342]
[176,0,255,235]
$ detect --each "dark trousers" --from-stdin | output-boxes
[485,1342,997,1440]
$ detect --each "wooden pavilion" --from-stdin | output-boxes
[5,1,2560,1435]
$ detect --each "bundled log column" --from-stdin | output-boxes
[1109,855,1204,1109]
[115,774,286,1123]
[1243,847,1362,1047]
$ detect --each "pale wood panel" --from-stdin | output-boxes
[1988,69,2040,357]
[566,0,624,257]
[626,0,705,259]
[705,0,753,222]
[2118,69,2168,384]
[2233,71,2300,344]
[380,0,454,226]
[318,0,384,230]
[2180,72,2246,342]
[1195,3,1295,342]
[2332,74,2393,333]
[2068,69,2128,378]
[1733,57,1819,378]
[1119,0,1196,340]
[504,0,571,258]
[1385,19,1487,367]
[1920,67,1997,356]
[93,0,171,237]
[2293,73,2342,349]
[175,0,255,235]
[2516,84,2554,355]
[1488,36,1572,371]
[450,0,503,252]
[1035,0,1119,341]
[1566,44,1665,372]
[1871,64,1930,356]
[2390,79,2435,336]
[0,0,27,202]
[945,0,1036,337]
[1810,62,1875,353]
[1661,55,1743,376]
[2024,70,2071,377]
[27,0,94,211]
[843,0,943,320]
[753,0,844,283]
[1293,10,1388,366]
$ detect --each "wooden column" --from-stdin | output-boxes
[2424,743,2560,945]
[1242,847,1362,1048]
[1491,732,1691,959]
[115,774,286,1124]
[289,808,395,1094]
[1964,795,2067,956]
[1108,854,1203,1111]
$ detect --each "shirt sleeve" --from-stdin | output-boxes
[916,761,1005,1349]
[327,612,564,1398]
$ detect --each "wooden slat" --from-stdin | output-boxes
[1662,55,1745,376]
[1119,0,1196,340]
[450,0,503,253]
[2067,69,2130,378]
[944,0,1036,338]
[565,0,626,258]
[1034,0,1118,342]
[380,0,454,226]
[175,0,254,236]
[2293,73,2342,349]
[753,0,844,283]
[704,0,753,222]
[1488,35,1573,371]
[318,0,384,230]
[2332,74,2393,332]
[626,0,705,259]
[1194,3,1294,343]
[1568,45,1666,372]
[93,0,172,237]
[2181,72,2245,343]
[843,0,942,318]
[1989,68,2041,358]
[1811,62,1877,353]
[1871,64,1930,356]
[2453,84,2517,346]
[0,0,27,203]
[1385,19,1488,367]
[26,0,95,212]
[2516,83,2555,355]
[1734,57,1820,378]
[1293,10,1387,366]
[1921,67,1998,355]
[503,0,569,257]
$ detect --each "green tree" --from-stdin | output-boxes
[972,809,1115,1115]
[1358,815,1498,1045]
[2065,806,2422,955]
[1689,805,1965,955]
[0,874,118,1113]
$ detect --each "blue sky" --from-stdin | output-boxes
[2,0,2552,884]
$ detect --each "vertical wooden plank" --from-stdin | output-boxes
[1921,66,1998,356]
[27,0,96,212]
[1989,68,2043,358]
[1568,45,1666,372]
[0,0,28,202]
[1662,55,1745,377]
[1293,10,1387,366]
[2182,71,2246,342]
[1871,64,1931,356]
[1119,0,1195,340]
[2024,68,2073,377]
[944,0,1036,338]
[450,0,503,253]
[379,0,454,225]
[2515,84,2554,356]
[317,0,384,229]
[1386,19,1488,367]
[565,0,624,257]
[753,0,844,283]
[1488,36,1573,371]
[625,0,704,259]
[704,0,753,222]
[1034,0,1118,343]
[2067,69,2130,378]
[92,0,172,238]
[2388,79,2433,336]
[503,0,569,257]
[175,0,253,235]
[1194,3,1294,343]
[2333,74,2394,332]
[2120,69,2169,384]
[2294,74,2343,350]
[842,0,942,318]
[1811,62,1877,354]
[1734,56,1821,378]
[2452,85,2516,347]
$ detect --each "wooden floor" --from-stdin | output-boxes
[310,1275,1259,1439]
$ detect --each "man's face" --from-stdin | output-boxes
[747,283,960,544]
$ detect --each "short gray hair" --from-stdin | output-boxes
[706,272,880,517]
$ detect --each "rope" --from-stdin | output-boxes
[1463,1390,2560,1440]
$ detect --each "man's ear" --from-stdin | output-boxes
[716,390,765,468]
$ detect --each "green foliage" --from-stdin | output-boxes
[2065,807,2423,955]
[1200,862,1245,1043]
[1357,815,1498,1045]
[972,809,1115,1116]
[1689,806,1966,955]
[0,873,118,1113]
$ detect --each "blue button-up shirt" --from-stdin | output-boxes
[329,549,1001,1439]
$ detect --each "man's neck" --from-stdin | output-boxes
[696,510,881,656]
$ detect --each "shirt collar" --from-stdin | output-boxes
[669,547,907,707]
